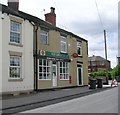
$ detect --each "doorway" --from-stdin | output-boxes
[52,64,57,87]
[77,65,83,86]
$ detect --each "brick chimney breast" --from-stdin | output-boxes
[45,7,56,26]
[8,0,19,11]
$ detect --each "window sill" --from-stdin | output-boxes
[60,52,68,54]
[78,55,83,58]
[9,42,23,47]
[60,79,69,81]
[38,79,51,81]
[8,78,23,82]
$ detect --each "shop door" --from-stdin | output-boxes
[77,67,83,86]
[52,64,57,87]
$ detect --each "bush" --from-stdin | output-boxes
[89,70,106,78]
[110,64,120,80]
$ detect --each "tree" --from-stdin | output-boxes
[88,64,120,81]
[110,64,120,81]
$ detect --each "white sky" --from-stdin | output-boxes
[1,0,119,68]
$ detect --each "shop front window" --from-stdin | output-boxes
[39,59,51,80]
[59,62,69,80]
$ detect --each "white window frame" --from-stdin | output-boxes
[38,59,51,80]
[59,62,69,80]
[61,36,67,53]
[9,56,21,79]
[40,30,48,45]
[10,20,21,44]
[77,41,82,56]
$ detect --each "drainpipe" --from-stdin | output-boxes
[35,25,39,91]
[30,21,39,91]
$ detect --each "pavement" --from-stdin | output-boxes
[0,82,117,114]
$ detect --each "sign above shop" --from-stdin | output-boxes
[39,50,70,61]
[46,51,69,59]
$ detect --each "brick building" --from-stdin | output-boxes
[88,55,111,73]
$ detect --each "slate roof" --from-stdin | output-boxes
[1,3,87,42]
[88,55,110,62]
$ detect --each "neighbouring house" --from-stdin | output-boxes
[34,7,88,90]
[88,55,111,73]
[0,0,34,95]
[0,0,88,94]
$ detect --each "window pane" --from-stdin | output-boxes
[11,21,20,32]
[61,36,67,52]
[39,67,42,72]
[77,42,82,56]
[60,62,62,67]
[43,60,46,65]
[66,63,68,68]
[61,42,66,52]
[60,68,62,73]
[63,62,65,67]
[47,74,51,79]
[43,67,46,72]
[47,67,50,72]
[43,74,46,79]
[63,68,65,73]
[66,68,69,73]
[66,74,69,79]
[39,59,42,65]
[10,21,21,44]
[39,73,42,79]
[77,47,81,55]
[40,30,48,45]
[16,68,20,78]
[61,36,66,42]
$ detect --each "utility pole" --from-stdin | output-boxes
[104,30,109,85]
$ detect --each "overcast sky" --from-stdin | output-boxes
[1,0,119,68]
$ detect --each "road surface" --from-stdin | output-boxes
[22,87,118,113]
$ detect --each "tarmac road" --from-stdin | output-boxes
[23,87,118,113]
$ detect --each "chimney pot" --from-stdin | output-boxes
[8,0,19,11]
[50,7,55,13]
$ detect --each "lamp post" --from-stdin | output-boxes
[104,30,109,85]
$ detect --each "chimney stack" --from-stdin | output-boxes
[45,7,56,26]
[8,0,19,11]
